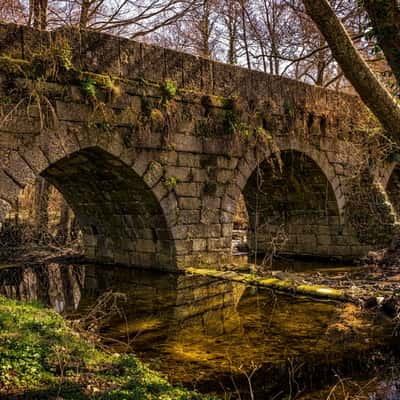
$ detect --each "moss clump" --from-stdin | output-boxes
[161,80,177,104]
[150,108,165,124]
[80,76,97,99]
[164,176,178,191]
[55,42,73,71]
[0,296,216,400]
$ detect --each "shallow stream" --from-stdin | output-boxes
[0,261,398,399]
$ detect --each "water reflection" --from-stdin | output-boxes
[0,262,395,399]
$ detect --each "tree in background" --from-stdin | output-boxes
[0,0,27,23]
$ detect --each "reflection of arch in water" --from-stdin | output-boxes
[0,263,246,340]
[0,143,177,270]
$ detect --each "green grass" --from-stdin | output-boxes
[0,296,217,399]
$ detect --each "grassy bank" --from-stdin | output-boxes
[0,296,216,399]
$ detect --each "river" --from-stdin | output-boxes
[0,261,399,399]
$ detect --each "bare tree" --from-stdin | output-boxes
[0,0,27,23]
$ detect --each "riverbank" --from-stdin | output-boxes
[0,295,215,399]
[189,250,400,312]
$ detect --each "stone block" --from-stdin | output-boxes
[200,208,220,224]
[207,237,231,251]
[135,239,156,253]
[187,224,221,238]
[0,106,41,134]
[216,169,233,184]
[317,234,331,246]
[182,53,202,91]
[141,43,165,83]
[79,30,121,75]
[171,225,188,240]
[178,197,201,210]
[152,181,169,201]
[177,119,195,134]
[217,156,238,170]
[56,101,91,122]
[0,169,21,204]
[178,210,200,224]
[191,168,207,182]
[221,196,237,214]
[0,150,35,187]
[220,211,234,224]
[202,196,221,209]
[159,150,178,165]
[178,153,201,168]
[193,238,207,252]
[55,124,82,156]
[118,37,142,78]
[203,137,228,155]
[175,182,202,197]
[222,224,233,237]
[164,47,184,86]
[175,239,193,255]
[164,166,192,182]
[173,134,203,153]
[143,161,163,188]
[212,61,240,97]
[298,234,317,246]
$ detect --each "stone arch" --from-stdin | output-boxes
[0,138,177,270]
[222,138,349,259]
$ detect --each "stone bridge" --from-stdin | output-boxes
[0,23,399,271]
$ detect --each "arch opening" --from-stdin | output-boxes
[385,164,400,217]
[0,178,81,249]
[238,150,343,262]
[37,147,176,270]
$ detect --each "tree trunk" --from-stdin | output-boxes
[30,0,47,30]
[362,0,400,87]
[39,0,47,30]
[79,0,91,29]
[70,214,80,242]
[34,177,50,242]
[302,0,400,139]
[55,198,70,245]
[240,1,251,69]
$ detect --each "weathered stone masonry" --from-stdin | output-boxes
[0,23,399,271]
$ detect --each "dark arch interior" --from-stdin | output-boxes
[386,165,400,216]
[242,150,341,259]
[41,147,176,269]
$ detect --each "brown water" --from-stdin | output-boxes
[0,262,398,399]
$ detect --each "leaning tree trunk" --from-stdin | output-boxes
[362,0,400,88]
[301,0,400,139]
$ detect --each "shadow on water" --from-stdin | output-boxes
[0,262,398,399]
